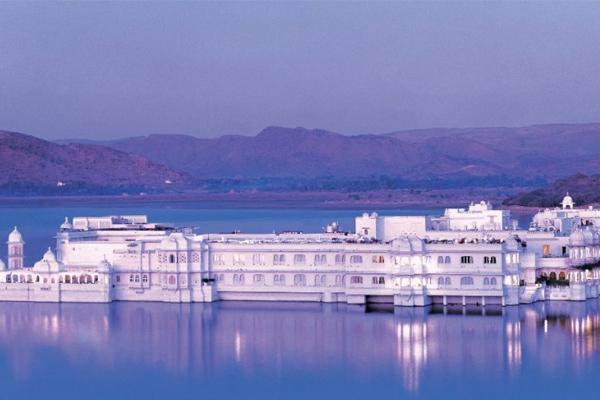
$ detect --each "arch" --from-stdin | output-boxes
[437,256,444,264]
[559,271,566,280]
[490,277,497,286]
[445,256,451,263]
[279,274,286,285]
[274,274,279,284]
[438,277,444,285]
[484,256,490,263]
[549,271,557,280]
[490,256,497,264]
[378,277,385,285]
[168,275,176,285]
[64,275,70,283]
[483,277,490,285]
[445,277,451,285]
[314,254,321,265]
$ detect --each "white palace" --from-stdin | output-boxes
[1,194,600,306]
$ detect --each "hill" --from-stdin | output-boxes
[59,124,600,183]
[502,173,600,207]
[0,130,193,194]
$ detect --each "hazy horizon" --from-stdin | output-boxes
[2,1,600,141]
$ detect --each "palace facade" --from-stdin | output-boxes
[1,195,599,306]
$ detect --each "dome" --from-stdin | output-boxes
[562,192,575,209]
[98,258,111,272]
[32,248,63,273]
[7,226,23,244]
[569,230,585,246]
[60,217,72,231]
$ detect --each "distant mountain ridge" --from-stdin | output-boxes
[57,123,600,181]
[0,130,192,194]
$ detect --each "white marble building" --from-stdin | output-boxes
[0,195,599,306]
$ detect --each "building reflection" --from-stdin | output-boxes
[0,298,599,391]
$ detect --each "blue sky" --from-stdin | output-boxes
[1,0,599,140]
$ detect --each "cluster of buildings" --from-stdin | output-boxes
[1,194,600,306]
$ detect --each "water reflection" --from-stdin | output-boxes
[1,299,600,396]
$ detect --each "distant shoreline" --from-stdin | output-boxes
[0,188,532,210]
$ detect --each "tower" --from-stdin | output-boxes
[7,226,24,269]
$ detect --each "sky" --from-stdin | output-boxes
[1,0,600,141]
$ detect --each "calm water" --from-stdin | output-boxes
[1,202,584,400]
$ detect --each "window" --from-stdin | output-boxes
[273,254,285,265]
[253,274,265,285]
[278,274,286,286]
[425,256,432,263]
[116,276,121,283]
[233,254,245,265]
[178,253,186,263]
[313,254,327,265]
[294,254,306,266]
[252,254,265,265]
[294,274,306,286]
[335,254,345,265]
[6,276,10,283]
[460,276,474,285]
[350,255,363,264]
[490,256,497,264]
[483,277,490,285]
[350,276,363,284]
[484,256,490,263]
[65,276,70,284]
[134,275,140,283]
[490,277,497,286]
[372,276,385,285]
[438,256,444,264]
[444,277,451,285]
[438,277,444,285]
[445,256,451,263]
[169,275,176,285]
[169,254,175,263]
[372,255,385,263]
[335,275,343,286]
[213,254,224,265]
[543,245,551,256]
[142,274,148,283]
[129,274,134,283]
[460,256,473,264]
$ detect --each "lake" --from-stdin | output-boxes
[1,201,587,400]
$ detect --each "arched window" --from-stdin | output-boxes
[72,276,78,284]
[134,275,140,283]
[559,271,566,280]
[372,276,378,284]
[129,274,134,283]
[294,254,306,265]
[350,255,363,264]
[6,275,11,283]
[239,274,245,285]
[142,274,148,283]
[64,276,69,283]
[280,255,286,265]
[438,277,444,285]
[253,274,264,285]
[372,255,385,263]
[437,256,444,264]
[279,274,286,285]
[321,275,326,284]
[316,275,321,285]
[321,255,327,264]
[490,277,497,286]
[169,254,175,263]
[460,276,474,285]
[445,256,451,263]
[483,277,490,285]
[274,274,279,284]
[294,274,306,286]
[314,255,321,265]
[445,277,451,285]
[335,275,342,286]
[378,277,385,284]
[273,254,279,265]
[460,256,473,264]
[169,275,176,285]
[490,256,497,264]
[549,271,557,280]
[350,276,363,284]
[484,256,490,263]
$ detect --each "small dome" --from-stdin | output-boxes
[569,230,585,246]
[7,226,24,243]
[562,192,575,209]
[32,247,63,273]
[98,258,111,272]
[60,217,72,231]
